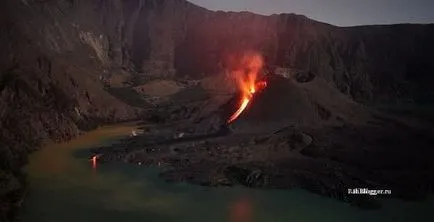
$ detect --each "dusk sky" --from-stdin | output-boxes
[188,0,434,26]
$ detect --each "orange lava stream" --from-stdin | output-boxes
[228,97,251,123]
[227,81,267,124]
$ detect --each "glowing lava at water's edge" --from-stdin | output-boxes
[227,52,267,124]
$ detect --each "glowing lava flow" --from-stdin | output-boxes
[227,52,267,124]
[228,97,251,123]
[227,80,267,123]
[92,156,97,169]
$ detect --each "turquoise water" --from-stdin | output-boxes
[22,125,434,222]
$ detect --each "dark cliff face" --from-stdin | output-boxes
[3,0,431,105]
[117,0,434,104]
[4,0,430,105]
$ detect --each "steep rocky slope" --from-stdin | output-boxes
[0,1,139,220]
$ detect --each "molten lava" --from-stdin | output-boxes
[227,51,267,124]
[228,97,251,123]
[92,156,97,169]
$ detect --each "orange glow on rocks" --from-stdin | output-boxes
[227,51,267,124]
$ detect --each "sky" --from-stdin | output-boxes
[188,0,434,26]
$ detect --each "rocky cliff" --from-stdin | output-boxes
[0,1,139,219]
[115,0,434,104]
[1,0,433,220]
[5,0,432,104]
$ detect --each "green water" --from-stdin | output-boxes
[21,124,434,222]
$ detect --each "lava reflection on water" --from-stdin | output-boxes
[92,156,97,169]
[230,197,254,222]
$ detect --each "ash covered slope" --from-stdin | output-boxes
[231,74,371,133]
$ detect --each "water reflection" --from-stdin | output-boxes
[230,197,254,222]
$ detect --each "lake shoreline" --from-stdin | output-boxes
[91,121,434,211]
[21,123,434,222]
[5,121,141,222]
